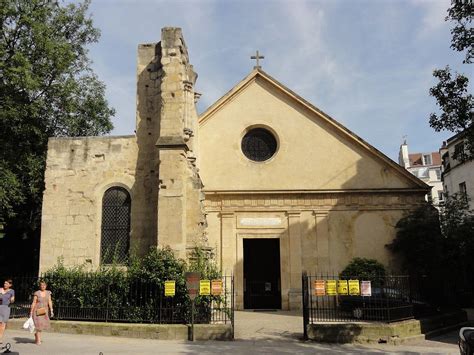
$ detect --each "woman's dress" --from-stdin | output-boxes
[32,290,51,330]
[0,289,15,323]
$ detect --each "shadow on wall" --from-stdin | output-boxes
[129,43,161,257]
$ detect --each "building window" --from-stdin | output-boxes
[454,142,467,162]
[423,154,432,166]
[241,128,277,162]
[416,167,428,178]
[101,187,131,264]
[438,191,444,201]
[442,152,450,171]
[427,193,433,203]
[459,182,467,200]
[435,169,441,181]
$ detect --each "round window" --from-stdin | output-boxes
[241,128,277,162]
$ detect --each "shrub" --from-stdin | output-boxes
[340,257,386,281]
[43,246,222,323]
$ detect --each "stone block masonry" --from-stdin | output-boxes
[39,27,206,272]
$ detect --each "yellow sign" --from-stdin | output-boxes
[164,280,175,297]
[326,280,337,296]
[349,280,360,295]
[200,280,211,296]
[337,280,348,295]
[211,280,223,296]
[314,280,325,296]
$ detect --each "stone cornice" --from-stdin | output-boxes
[204,191,425,212]
[203,188,427,195]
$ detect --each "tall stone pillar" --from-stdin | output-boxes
[154,27,205,258]
[287,211,303,310]
[314,211,331,272]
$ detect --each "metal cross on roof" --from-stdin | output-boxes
[251,50,264,69]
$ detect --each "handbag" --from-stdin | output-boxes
[36,307,47,316]
[23,317,35,333]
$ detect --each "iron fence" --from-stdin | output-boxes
[302,272,414,330]
[2,275,233,328]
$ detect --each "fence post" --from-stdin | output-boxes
[231,275,235,340]
[302,271,309,340]
[105,283,110,323]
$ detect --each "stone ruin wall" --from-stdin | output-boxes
[39,27,206,272]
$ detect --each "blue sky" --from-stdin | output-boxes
[86,0,471,162]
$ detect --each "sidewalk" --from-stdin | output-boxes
[1,328,460,354]
[0,310,460,354]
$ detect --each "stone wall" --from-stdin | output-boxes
[39,136,145,271]
[204,191,425,310]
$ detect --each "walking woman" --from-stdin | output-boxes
[0,279,15,345]
[29,280,53,345]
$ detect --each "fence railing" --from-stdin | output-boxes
[302,272,414,330]
[4,275,233,327]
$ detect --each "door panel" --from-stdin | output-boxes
[243,238,281,309]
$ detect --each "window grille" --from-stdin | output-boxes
[101,187,131,264]
[241,128,277,162]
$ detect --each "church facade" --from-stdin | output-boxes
[39,28,428,310]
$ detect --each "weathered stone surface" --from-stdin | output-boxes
[306,310,468,343]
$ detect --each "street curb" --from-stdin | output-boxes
[7,318,233,341]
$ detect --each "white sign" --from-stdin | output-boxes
[361,281,372,297]
[240,218,282,226]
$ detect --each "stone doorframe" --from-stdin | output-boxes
[235,231,290,310]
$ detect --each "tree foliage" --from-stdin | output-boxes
[389,196,474,280]
[429,67,473,158]
[429,1,473,159]
[446,0,473,64]
[387,203,443,275]
[41,246,223,323]
[439,194,474,267]
[340,257,386,281]
[0,0,114,271]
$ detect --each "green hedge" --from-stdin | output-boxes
[42,246,225,323]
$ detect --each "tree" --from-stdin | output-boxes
[388,197,474,305]
[0,0,115,272]
[446,0,473,64]
[429,67,473,157]
[439,194,474,271]
[387,203,443,275]
[429,0,473,158]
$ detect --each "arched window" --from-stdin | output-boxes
[101,187,131,264]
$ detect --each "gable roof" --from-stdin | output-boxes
[199,69,430,190]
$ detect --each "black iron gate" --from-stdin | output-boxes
[302,272,414,339]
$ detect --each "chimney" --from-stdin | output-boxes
[398,141,410,168]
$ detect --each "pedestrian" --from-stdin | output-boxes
[0,279,15,345]
[29,280,53,345]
